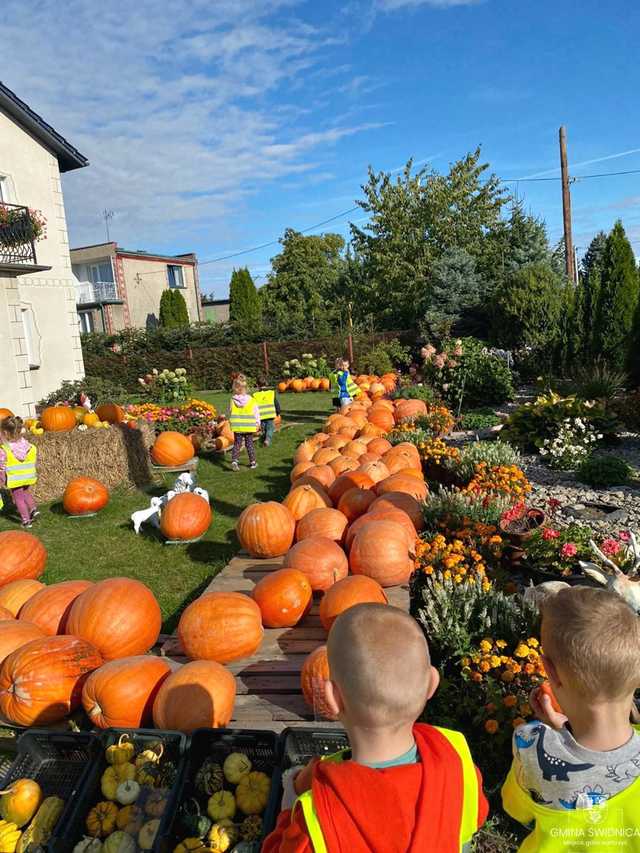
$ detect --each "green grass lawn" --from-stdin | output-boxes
[0,392,332,631]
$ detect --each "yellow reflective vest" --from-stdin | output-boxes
[254,390,276,420]
[229,398,258,433]
[329,370,359,399]
[293,726,479,853]
[1,443,37,488]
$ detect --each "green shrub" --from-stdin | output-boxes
[422,487,511,534]
[38,377,130,408]
[423,338,515,410]
[458,408,502,431]
[392,384,439,404]
[611,390,640,432]
[358,338,411,375]
[577,454,632,487]
[456,441,522,482]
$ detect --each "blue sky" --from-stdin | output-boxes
[3,0,640,296]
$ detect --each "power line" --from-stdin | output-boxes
[503,167,640,183]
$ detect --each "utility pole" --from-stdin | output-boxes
[559,127,575,284]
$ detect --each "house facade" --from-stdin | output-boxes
[201,296,230,324]
[0,81,88,416]
[70,243,202,333]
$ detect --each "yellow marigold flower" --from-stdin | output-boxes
[496,640,507,649]
[484,719,499,735]
[489,535,502,545]
[514,643,530,659]
[461,657,471,667]
[503,694,518,708]
[479,639,492,652]
[490,655,502,669]
[527,638,540,648]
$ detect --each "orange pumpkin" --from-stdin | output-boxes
[311,447,340,466]
[357,451,380,467]
[328,456,359,476]
[0,607,13,621]
[152,659,236,733]
[290,461,315,483]
[370,492,425,531]
[367,408,394,433]
[95,403,125,424]
[336,425,358,440]
[293,441,316,465]
[346,507,417,552]
[319,378,330,391]
[81,655,172,729]
[357,422,385,439]
[40,406,76,432]
[300,465,336,491]
[0,621,45,666]
[282,536,348,592]
[372,398,394,412]
[328,471,374,506]
[236,502,295,558]
[341,440,368,460]
[0,635,103,726]
[67,578,161,661]
[150,431,194,466]
[283,484,331,520]
[160,492,212,541]
[300,646,336,720]
[323,435,350,451]
[357,460,390,484]
[291,379,305,393]
[296,508,349,545]
[349,520,415,587]
[394,399,428,423]
[345,410,368,429]
[178,591,263,663]
[253,569,312,628]
[0,579,45,617]
[319,576,388,631]
[376,473,428,502]
[336,487,376,522]
[277,382,288,393]
[0,531,46,586]
[382,447,422,475]
[18,580,93,635]
[62,477,110,515]
[0,408,13,420]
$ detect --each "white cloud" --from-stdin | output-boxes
[375,0,480,9]
[1,0,383,251]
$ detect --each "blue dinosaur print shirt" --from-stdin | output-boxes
[512,721,640,810]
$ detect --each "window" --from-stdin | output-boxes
[89,261,114,284]
[78,311,94,334]
[21,306,40,369]
[167,264,184,288]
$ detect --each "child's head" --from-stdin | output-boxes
[335,357,348,371]
[325,603,438,730]
[232,377,247,395]
[541,586,640,707]
[0,416,23,441]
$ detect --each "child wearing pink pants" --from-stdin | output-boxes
[0,417,39,528]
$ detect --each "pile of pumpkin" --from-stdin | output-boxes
[0,779,64,853]
[173,752,272,852]
[73,735,176,853]
[277,377,330,393]
[0,403,129,435]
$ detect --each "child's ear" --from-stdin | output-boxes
[426,666,440,701]
[542,654,562,688]
[324,679,343,718]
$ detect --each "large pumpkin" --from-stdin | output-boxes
[283,484,331,521]
[368,438,392,456]
[66,578,162,661]
[0,579,45,616]
[336,487,376,522]
[0,621,45,666]
[253,569,312,628]
[0,608,13,621]
[40,406,76,432]
[341,440,368,461]
[160,493,212,541]
[367,408,394,433]
[382,447,421,474]
[95,403,125,424]
[295,508,349,545]
[152,660,236,734]
[345,507,417,552]
[375,473,428,502]
[0,409,13,420]
[178,592,263,663]
[62,477,110,516]
[319,576,388,632]
[394,400,428,423]
[328,456,359,477]
[236,502,295,558]
[349,520,415,587]
[293,442,316,465]
[299,465,335,491]
[328,471,374,506]
[282,537,348,592]
[18,580,93,635]
[370,492,425,531]
[150,431,194,466]
[324,415,354,435]
[290,462,315,483]
[357,460,390,484]
[0,532,46,586]
[300,646,336,720]
[0,636,102,726]
[311,447,340,467]
[82,655,173,729]
[324,435,350,451]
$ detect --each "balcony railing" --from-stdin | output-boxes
[0,203,39,266]
[76,280,120,305]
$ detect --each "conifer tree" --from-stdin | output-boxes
[580,231,607,359]
[229,267,262,331]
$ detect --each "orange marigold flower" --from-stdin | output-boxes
[503,694,518,708]
[484,719,499,735]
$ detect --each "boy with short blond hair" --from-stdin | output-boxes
[502,586,640,851]
[263,604,488,852]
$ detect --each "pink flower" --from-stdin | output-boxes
[542,528,560,540]
[601,538,620,556]
[561,543,577,558]
[434,355,446,369]
[618,531,631,542]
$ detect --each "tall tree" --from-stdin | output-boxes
[593,221,640,369]
[229,267,262,332]
[579,231,607,359]
[159,289,189,328]
[423,247,481,338]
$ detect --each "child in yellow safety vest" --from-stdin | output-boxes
[228,377,260,472]
[254,382,282,447]
[502,586,640,852]
[330,357,359,411]
[263,603,489,853]
[0,416,39,528]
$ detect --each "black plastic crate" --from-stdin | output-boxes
[54,728,188,853]
[0,730,100,849]
[281,727,349,768]
[160,728,283,853]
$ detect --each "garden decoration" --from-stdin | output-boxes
[578,532,640,614]
[130,473,210,541]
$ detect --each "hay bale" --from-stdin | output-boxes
[31,423,155,503]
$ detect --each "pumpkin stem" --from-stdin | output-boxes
[117,733,130,747]
[153,743,164,759]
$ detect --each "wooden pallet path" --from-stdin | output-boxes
[160,552,409,732]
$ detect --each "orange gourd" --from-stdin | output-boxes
[150,431,194,466]
[0,621,45,666]
[18,580,93,635]
[300,646,336,720]
[394,400,428,423]
[283,484,331,520]
[296,508,349,545]
[62,477,110,515]
[375,473,428,502]
[293,441,316,465]
[345,507,417,552]
[319,576,388,632]
[311,447,340,466]
[368,438,392,456]
[290,462,315,483]
[349,520,415,587]
[282,537,348,592]
[95,403,125,424]
[325,415,354,435]
[82,655,172,729]
[253,569,312,628]
[0,531,46,585]
[159,492,212,541]
[40,406,76,432]
[370,492,425,531]
[178,591,263,662]
[367,408,394,433]
[319,378,330,391]
[328,471,374,506]
[341,440,368,460]
[152,659,236,733]
[0,580,44,617]
[0,635,102,726]
[66,578,161,661]
[323,435,350,451]
[357,422,385,439]
[336,487,376,522]
[236,502,295,558]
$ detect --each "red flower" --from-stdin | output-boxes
[542,528,560,540]
[601,538,620,557]
[618,531,631,543]
[561,542,577,558]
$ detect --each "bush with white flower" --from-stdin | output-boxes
[539,417,602,470]
[138,367,192,404]
[282,353,329,379]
